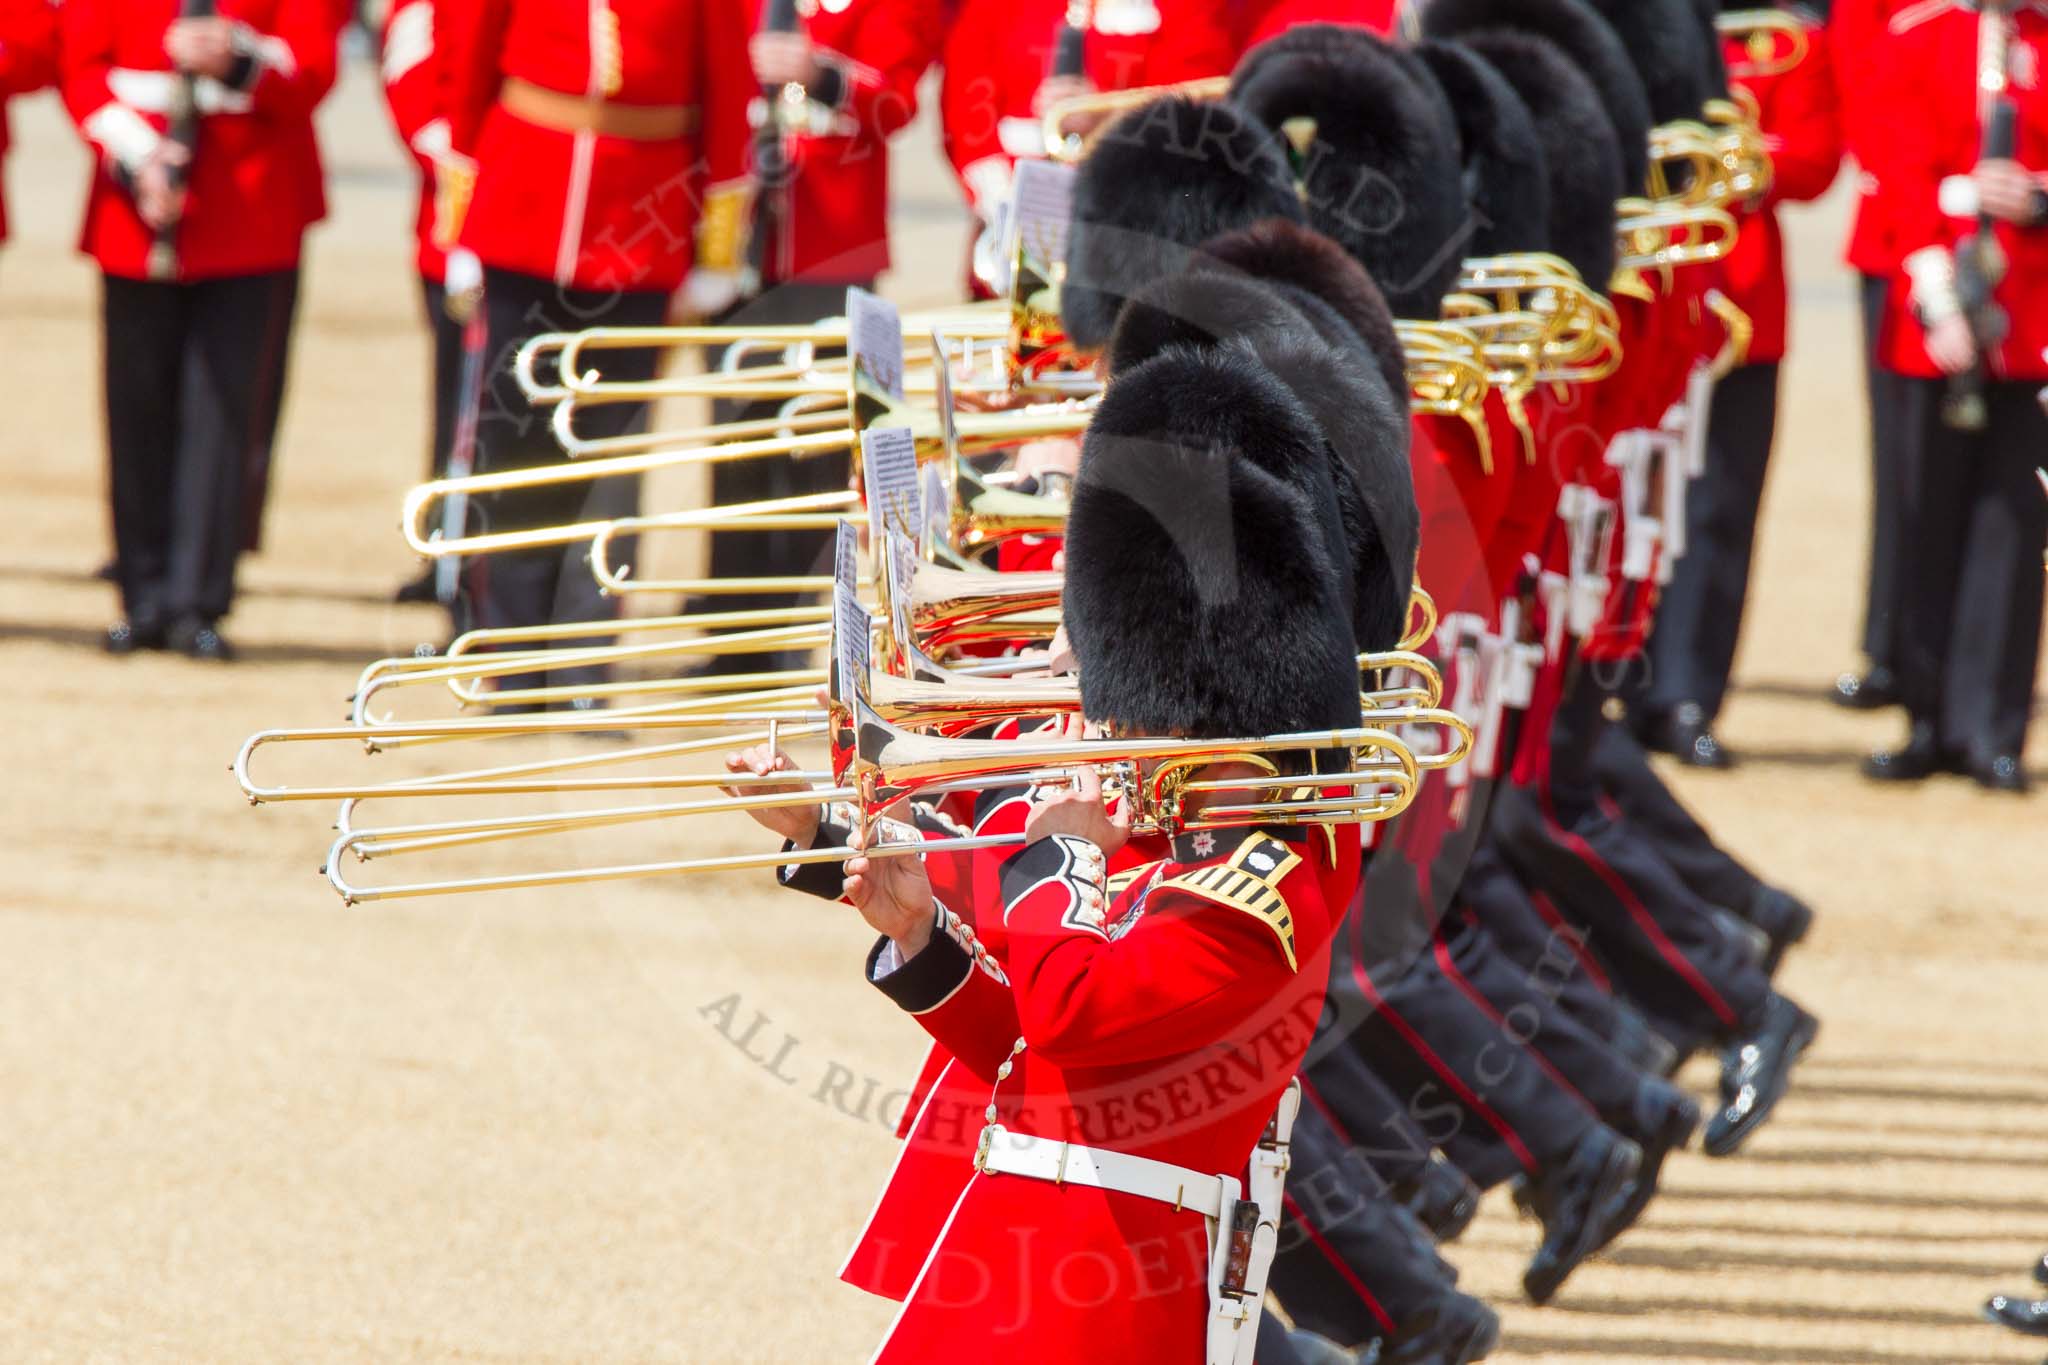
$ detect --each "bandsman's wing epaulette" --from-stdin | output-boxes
[1158,832,1303,971]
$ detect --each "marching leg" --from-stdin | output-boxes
[161,268,300,658]
[100,272,187,651]
[1838,272,1909,708]
[1639,362,1781,766]
[1866,379,1978,780]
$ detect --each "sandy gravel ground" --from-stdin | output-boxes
[3,59,2046,1365]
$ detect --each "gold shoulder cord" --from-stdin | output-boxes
[1158,834,1304,971]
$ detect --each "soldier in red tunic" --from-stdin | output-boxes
[0,0,58,253]
[436,0,752,687]
[1636,5,1844,765]
[60,0,342,659]
[1831,0,1919,708]
[937,0,1237,278]
[701,0,943,676]
[1861,0,2048,790]
[845,342,1385,1362]
[377,0,472,605]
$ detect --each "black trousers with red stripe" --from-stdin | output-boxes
[1590,716,1767,915]
[1492,677,1772,1050]
[1324,918,1603,1191]
[1267,1104,1458,1349]
[1428,907,1650,1150]
[1298,1038,1436,1196]
[1456,835,1628,1043]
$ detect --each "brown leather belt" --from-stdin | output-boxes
[499,77,698,141]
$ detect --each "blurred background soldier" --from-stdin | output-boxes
[699,0,943,676]
[438,0,753,699]
[938,0,1237,289]
[376,0,470,607]
[0,0,58,265]
[1862,0,2048,791]
[1637,2,1842,767]
[60,0,341,660]
[1831,0,1914,710]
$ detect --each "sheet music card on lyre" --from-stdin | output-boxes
[845,287,905,441]
[830,520,870,782]
[861,425,920,557]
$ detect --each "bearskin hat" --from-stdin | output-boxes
[1193,219,1408,401]
[1064,342,1366,738]
[1452,30,1624,286]
[1690,0,1732,97]
[1584,0,1715,123]
[1229,26,1465,319]
[1061,96,1306,350]
[1232,23,1462,163]
[1420,0,1652,194]
[1411,39,1553,259]
[1102,269,1417,654]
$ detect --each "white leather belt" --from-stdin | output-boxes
[108,67,253,116]
[974,1079,1301,1365]
[975,1124,1235,1219]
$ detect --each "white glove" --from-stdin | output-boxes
[678,267,745,322]
[442,246,484,311]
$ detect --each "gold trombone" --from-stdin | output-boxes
[312,650,1457,903]
[1040,75,1233,163]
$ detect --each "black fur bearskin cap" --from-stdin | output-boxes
[1690,0,1731,97]
[1101,267,1417,654]
[1229,28,1465,319]
[1232,23,1462,162]
[1584,0,1715,124]
[1411,39,1553,259]
[1064,341,1366,739]
[1194,218,1407,400]
[1453,29,1624,287]
[1061,96,1306,351]
[1421,0,1652,194]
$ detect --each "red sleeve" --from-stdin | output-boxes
[58,0,148,173]
[995,833,1314,1070]
[379,0,440,149]
[695,0,754,193]
[868,912,1022,1083]
[818,0,941,142]
[236,0,343,121]
[1754,22,1842,206]
[437,0,509,157]
[0,0,58,96]
[938,0,1013,200]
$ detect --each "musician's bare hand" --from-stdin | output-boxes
[1015,437,1081,486]
[1023,714,1129,855]
[750,31,819,87]
[133,142,189,231]
[844,824,935,957]
[164,17,238,79]
[721,744,819,844]
[1925,313,1978,375]
[1974,158,2047,225]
